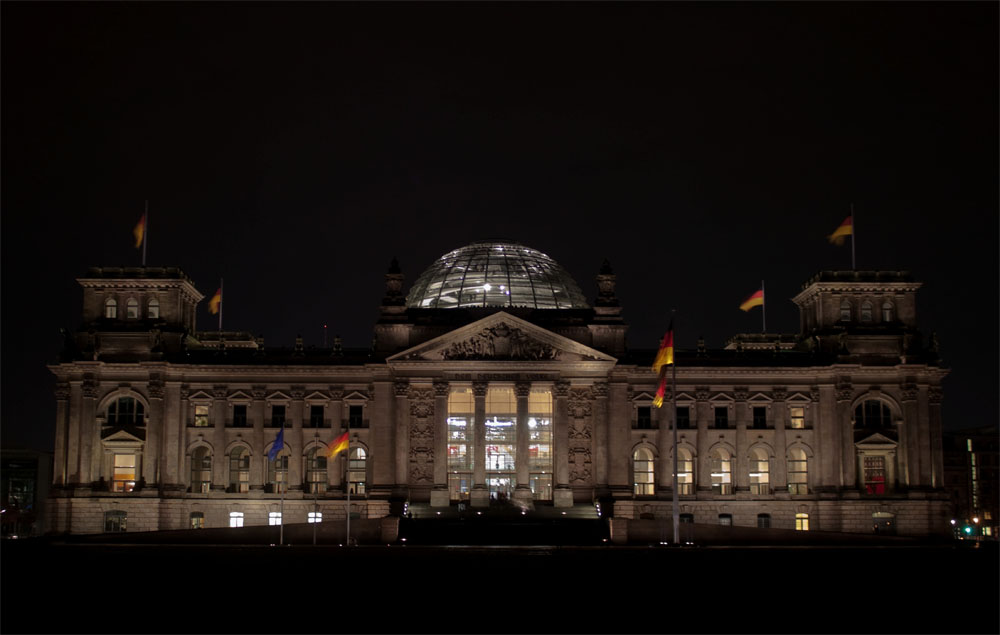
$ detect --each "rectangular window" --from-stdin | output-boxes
[718,513,733,526]
[528,389,553,485]
[864,456,886,494]
[676,407,690,429]
[789,407,805,429]
[636,406,652,430]
[348,405,365,428]
[229,512,244,528]
[795,513,809,531]
[757,514,771,529]
[752,407,767,430]
[193,404,210,427]
[190,512,205,529]
[714,407,729,429]
[104,510,127,532]
[232,405,248,428]
[270,405,286,428]
[788,459,808,495]
[268,512,282,526]
[308,512,322,524]
[679,513,694,524]
[309,405,325,428]
[112,454,136,493]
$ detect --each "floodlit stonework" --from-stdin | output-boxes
[49,243,950,537]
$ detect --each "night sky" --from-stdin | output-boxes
[3,2,996,452]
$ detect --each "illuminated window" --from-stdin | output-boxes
[105,297,117,319]
[126,298,139,319]
[112,454,136,492]
[710,448,732,495]
[193,404,210,427]
[633,447,655,496]
[528,389,553,501]
[308,512,322,523]
[677,447,694,495]
[229,447,250,493]
[306,448,327,494]
[636,406,652,430]
[148,297,160,319]
[190,447,211,493]
[268,512,282,526]
[757,513,771,528]
[190,512,205,529]
[269,405,286,428]
[855,400,893,429]
[229,511,244,528]
[104,510,127,532]
[881,302,893,322]
[748,448,770,495]
[714,407,729,429]
[789,406,805,429]
[267,452,289,493]
[676,406,690,429]
[788,448,808,495]
[861,301,873,322]
[863,456,886,494]
[232,404,248,428]
[349,447,366,495]
[840,301,852,322]
[752,407,767,430]
[485,387,517,499]
[448,388,473,500]
[107,397,145,427]
[718,513,732,526]
[309,405,325,428]
[795,513,809,531]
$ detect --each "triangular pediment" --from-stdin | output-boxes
[343,390,369,402]
[387,312,617,364]
[102,428,145,444]
[187,390,214,401]
[304,391,329,402]
[748,392,772,403]
[266,390,291,402]
[674,391,695,403]
[710,393,735,403]
[632,391,656,402]
[787,392,812,404]
[856,432,897,447]
[227,390,252,402]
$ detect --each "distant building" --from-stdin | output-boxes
[48,241,950,536]
[1,449,53,537]
[943,426,999,539]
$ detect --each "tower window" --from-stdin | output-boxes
[105,298,118,319]
[840,301,852,322]
[882,302,894,322]
[126,298,139,319]
[148,298,160,319]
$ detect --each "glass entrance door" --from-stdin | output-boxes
[487,474,515,501]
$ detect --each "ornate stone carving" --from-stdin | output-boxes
[290,385,305,400]
[733,387,750,402]
[251,385,267,400]
[568,388,593,417]
[900,383,919,402]
[441,322,558,361]
[554,381,570,399]
[810,386,820,403]
[928,386,943,404]
[514,382,532,398]
[695,387,711,402]
[54,382,70,400]
[148,379,165,400]
[180,384,190,400]
[771,387,788,401]
[592,382,608,399]
[568,420,593,440]
[82,375,99,399]
[394,381,409,397]
[409,388,434,418]
[328,386,344,401]
[472,381,488,397]
[212,385,228,399]
[408,415,434,484]
[433,381,450,398]
[835,379,853,402]
[569,447,593,484]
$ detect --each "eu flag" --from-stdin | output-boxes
[267,427,285,461]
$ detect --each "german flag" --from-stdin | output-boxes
[208,288,222,315]
[828,215,853,246]
[327,432,349,459]
[133,213,146,248]
[652,319,674,373]
[740,289,764,312]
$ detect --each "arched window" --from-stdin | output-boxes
[267,450,290,494]
[881,302,893,322]
[104,510,127,532]
[788,448,808,494]
[839,300,852,322]
[349,447,366,495]
[189,511,205,529]
[190,447,211,493]
[855,400,893,429]
[126,298,139,319]
[749,447,770,495]
[860,301,873,323]
[633,447,655,496]
[710,448,732,495]
[229,447,250,493]
[105,297,118,319]
[677,447,694,495]
[107,397,145,427]
[306,448,327,494]
[148,297,160,319]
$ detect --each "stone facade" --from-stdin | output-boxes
[48,255,950,537]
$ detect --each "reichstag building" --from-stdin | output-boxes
[48,241,949,537]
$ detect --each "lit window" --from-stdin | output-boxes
[633,447,655,496]
[840,301,851,322]
[795,513,809,531]
[112,454,136,492]
[268,512,282,526]
[749,448,770,495]
[710,449,732,495]
[881,302,893,322]
[270,405,286,428]
[863,456,887,494]
[126,298,139,319]
[861,301,873,323]
[448,388,473,501]
[788,448,808,495]
[148,298,160,319]
[528,389,553,501]
[349,447,366,495]
[752,407,767,430]
[718,513,733,526]
[307,512,322,524]
[190,448,211,493]
[757,513,771,528]
[485,387,517,500]
[229,447,250,493]
[309,405,325,428]
[105,297,117,319]
[714,407,729,429]
[229,512,244,528]
[306,448,327,494]
[190,512,205,529]
[104,510,127,532]
[107,397,144,427]
[677,447,694,495]
[789,407,805,429]
[267,452,289,493]
[193,404,210,427]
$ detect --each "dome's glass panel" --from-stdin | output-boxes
[406,242,590,310]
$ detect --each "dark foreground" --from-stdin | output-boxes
[2,540,997,634]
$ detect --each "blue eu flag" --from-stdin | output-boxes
[267,427,285,461]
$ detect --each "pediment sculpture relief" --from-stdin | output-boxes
[441,322,559,361]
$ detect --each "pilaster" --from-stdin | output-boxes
[146,377,165,487]
[734,387,749,491]
[80,376,98,485]
[607,380,629,489]
[695,387,711,491]
[431,381,450,506]
[289,386,305,491]
[514,382,532,504]
[250,386,266,490]
[53,382,70,486]
[553,381,572,507]
[328,387,344,488]
[471,381,488,506]
[211,386,227,490]
[592,381,609,488]
[394,381,410,488]
[771,387,787,489]
[66,382,82,485]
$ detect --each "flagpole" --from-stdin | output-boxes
[279,416,286,546]
[345,432,351,546]
[313,454,319,546]
[761,280,766,333]
[218,278,224,331]
[850,203,856,270]
[671,310,679,545]
[142,200,148,266]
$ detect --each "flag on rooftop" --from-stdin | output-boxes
[133,213,146,249]
[208,288,222,315]
[828,215,853,246]
[267,427,285,461]
[740,288,764,312]
[327,432,349,459]
[652,318,674,373]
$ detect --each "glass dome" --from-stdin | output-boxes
[406,241,590,310]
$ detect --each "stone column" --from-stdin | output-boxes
[145,378,165,488]
[553,381,573,507]
[250,386,267,491]
[656,391,671,490]
[695,388,711,492]
[431,381,450,507]
[513,381,532,505]
[928,386,944,489]
[916,387,933,488]
[470,381,488,507]
[593,382,609,489]
[162,383,184,492]
[53,383,70,486]
[394,381,410,489]
[211,386,227,490]
[79,377,98,485]
[772,388,788,490]
[66,382,83,486]
[734,388,749,492]
[820,382,846,492]
[607,380,629,491]
[370,380,395,495]
[328,387,344,489]
[289,387,305,492]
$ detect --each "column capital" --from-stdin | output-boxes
[771,386,787,402]
[54,382,71,400]
[328,386,345,401]
[514,381,532,398]
[733,387,749,402]
[554,381,570,398]
[472,381,488,397]
[251,385,267,400]
[927,386,943,404]
[212,385,228,399]
[591,381,608,399]
[394,380,410,397]
[433,380,450,398]
[290,385,306,400]
[695,386,711,402]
